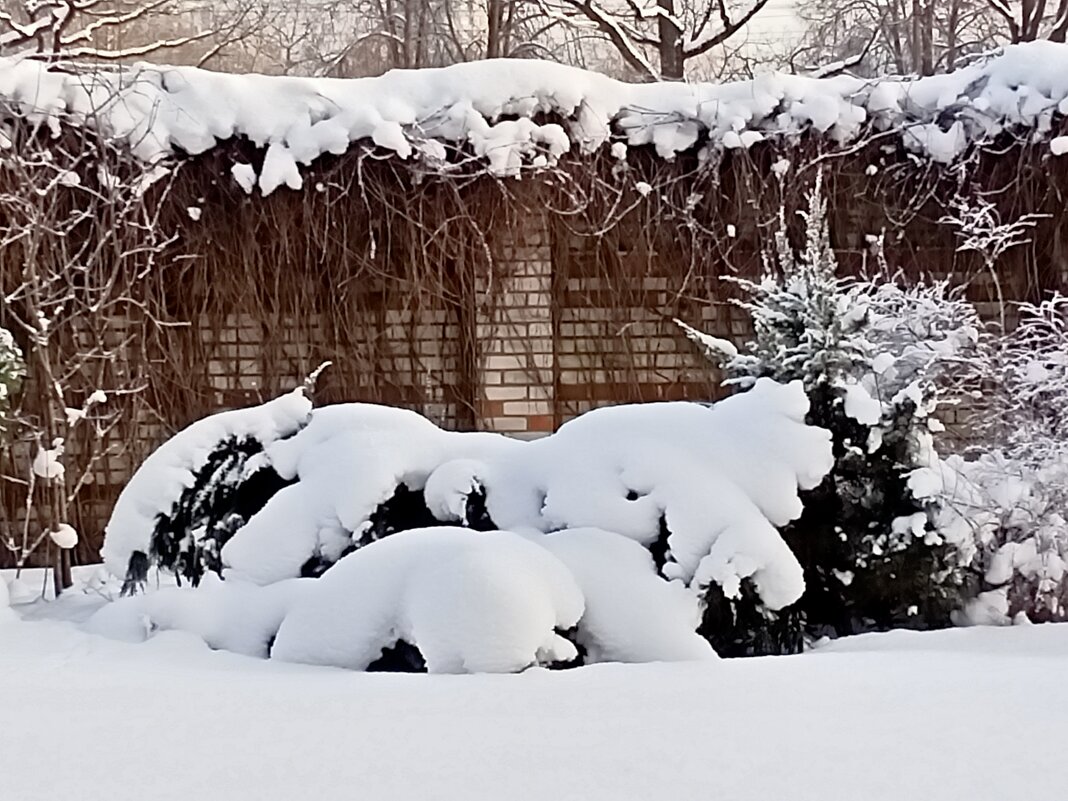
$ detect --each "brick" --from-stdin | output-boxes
[503,400,552,416]
[502,370,533,385]
[485,354,526,370]
[527,414,556,432]
[483,386,527,401]
[486,416,528,432]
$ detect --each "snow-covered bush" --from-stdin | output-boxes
[928,297,1068,624]
[100,378,832,664]
[0,326,23,430]
[271,527,585,673]
[103,389,313,593]
[90,525,716,672]
[678,178,982,646]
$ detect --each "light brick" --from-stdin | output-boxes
[483,386,527,401]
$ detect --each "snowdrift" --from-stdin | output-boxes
[96,378,832,672]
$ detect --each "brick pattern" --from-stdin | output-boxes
[552,236,729,423]
[475,226,556,435]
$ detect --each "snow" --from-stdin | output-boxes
[843,381,882,425]
[230,162,256,193]
[180,382,831,619]
[538,528,714,663]
[481,379,831,610]
[221,403,520,584]
[675,317,739,361]
[270,527,584,673]
[2,593,1067,801]
[31,442,65,480]
[86,574,313,658]
[49,522,79,549]
[3,42,1068,193]
[87,527,713,671]
[101,389,312,578]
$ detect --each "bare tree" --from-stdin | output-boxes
[530,0,772,80]
[0,106,178,595]
[987,0,1068,42]
[795,0,999,77]
[198,0,584,78]
[0,0,264,66]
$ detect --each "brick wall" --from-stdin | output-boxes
[476,223,556,435]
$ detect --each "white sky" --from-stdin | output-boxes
[743,0,803,47]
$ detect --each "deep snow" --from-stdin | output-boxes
[1,572,1064,801]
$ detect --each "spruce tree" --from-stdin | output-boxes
[680,176,975,647]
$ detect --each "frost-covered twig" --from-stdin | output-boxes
[939,194,1047,330]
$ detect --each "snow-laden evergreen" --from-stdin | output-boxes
[678,178,982,649]
[102,389,312,592]
[97,378,831,669]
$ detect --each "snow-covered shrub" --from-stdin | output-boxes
[928,297,1068,624]
[678,178,982,646]
[270,527,584,673]
[103,389,313,593]
[209,378,829,632]
[0,326,23,430]
[537,528,713,664]
[101,379,832,662]
[89,525,716,672]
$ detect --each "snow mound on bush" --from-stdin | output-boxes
[101,389,312,578]
[538,528,714,663]
[217,380,829,612]
[271,527,583,673]
[221,404,520,584]
[86,527,717,671]
[486,378,832,609]
[85,574,312,658]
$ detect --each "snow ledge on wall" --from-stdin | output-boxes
[4,41,1068,193]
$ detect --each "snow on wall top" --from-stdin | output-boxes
[4,41,1068,195]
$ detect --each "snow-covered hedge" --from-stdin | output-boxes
[96,378,831,670]
[5,42,1068,191]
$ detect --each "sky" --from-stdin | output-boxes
[743,0,804,51]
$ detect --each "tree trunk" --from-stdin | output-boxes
[486,0,503,59]
[657,0,684,80]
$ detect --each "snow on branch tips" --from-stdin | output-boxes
[934,295,1068,624]
[939,195,1047,330]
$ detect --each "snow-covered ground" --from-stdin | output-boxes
[1,569,1063,801]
